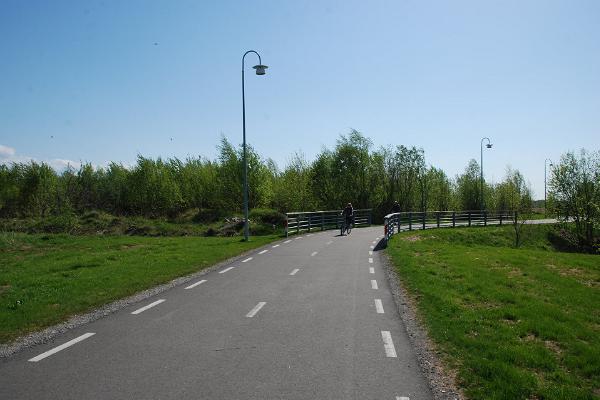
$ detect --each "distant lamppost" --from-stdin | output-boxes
[544,158,553,216]
[241,50,268,241]
[480,137,493,212]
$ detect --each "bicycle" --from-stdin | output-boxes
[340,218,353,236]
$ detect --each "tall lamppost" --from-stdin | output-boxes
[544,158,553,216]
[480,137,493,212]
[241,50,268,241]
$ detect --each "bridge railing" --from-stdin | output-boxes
[286,209,372,236]
[383,210,515,242]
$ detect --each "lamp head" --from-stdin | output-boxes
[486,143,493,149]
[253,64,268,75]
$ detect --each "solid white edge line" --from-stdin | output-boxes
[242,257,253,263]
[311,251,318,256]
[28,333,96,362]
[290,268,299,275]
[284,240,292,244]
[246,302,266,318]
[381,331,397,357]
[131,299,166,315]
[184,279,207,289]
[219,266,235,274]
[272,244,280,248]
[369,267,375,274]
[258,250,268,255]
[375,299,384,314]
[371,280,378,290]
[369,257,373,263]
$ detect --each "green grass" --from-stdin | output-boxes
[386,225,600,400]
[0,232,278,344]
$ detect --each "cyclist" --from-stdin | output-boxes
[341,203,354,235]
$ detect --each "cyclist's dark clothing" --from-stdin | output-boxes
[342,206,354,224]
[392,202,401,213]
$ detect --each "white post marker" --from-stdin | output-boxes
[381,331,397,357]
[369,267,374,274]
[368,257,373,263]
[185,279,207,290]
[246,302,266,318]
[371,280,378,290]
[242,257,253,263]
[28,332,96,362]
[131,299,165,315]
[375,299,384,314]
[219,266,235,274]
[258,250,268,255]
[290,268,300,276]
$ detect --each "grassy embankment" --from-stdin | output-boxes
[387,224,599,400]
[0,232,278,344]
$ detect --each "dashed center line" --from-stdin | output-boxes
[368,257,373,263]
[284,240,292,244]
[295,236,303,240]
[371,280,378,290]
[311,251,318,256]
[290,268,300,276]
[185,279,207,289]
[372,240,377,244]
[369,250,373,255]
[396,396,410,400]
[375,299,384,314]
[219,266,235,274]
[28,332,96,362]
[258,250,268,255]
[370,245,374,249]
[369,267,374,274]
[246,302,266,318]
[307,234,313,237]
[242,257,253,263]
[326,241,333,245]
[381,331,398,357]
[131,299,165,315]
[272,244,280,248]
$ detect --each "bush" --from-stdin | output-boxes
[249,208,286,226]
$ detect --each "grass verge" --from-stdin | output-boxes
[386,224,599,400]
[0,232,278,344]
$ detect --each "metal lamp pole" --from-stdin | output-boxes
[241,50,268,241]
[480,137,492,212]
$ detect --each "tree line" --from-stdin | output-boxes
[0,130,582,226]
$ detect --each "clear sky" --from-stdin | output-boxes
[1,0,599,199]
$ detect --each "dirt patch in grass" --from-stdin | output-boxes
[402,235,422,242]
[0,285,11,295]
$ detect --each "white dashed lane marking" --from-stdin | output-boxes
[246,302,266,318]
[368,258,373,263]
[371,280,378,290]
[284,240,292,244]
[258,250,268,255]
[219,267,235,274]
[242,257,253,263]
[375,299,384,314]
[290,268,299,275]
[295,237,303,240]
[185,279,207,290]
[369,251,373,255]
[311,251,318,256]
[28,333,96,362]
[272,244,280,248]
[372,240,377,244]
[396,397,410,400]
[370,245,374,249]
[326,241,333,245]
[369,267,374,274]
[381,331,397,357]
[131,299,165,315]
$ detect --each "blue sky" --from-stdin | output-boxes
[1,0,599,199]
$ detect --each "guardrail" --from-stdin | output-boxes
[383,210,516,242]
[286,209,372,236]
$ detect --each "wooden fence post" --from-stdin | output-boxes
[408,212,412,231]
[468,211,472,227]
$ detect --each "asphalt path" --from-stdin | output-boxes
[0,227,432,400]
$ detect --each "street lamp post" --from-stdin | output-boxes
[544,158,553,216]
[241,50,268,241]
[480,137,493,213]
